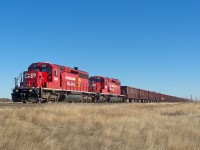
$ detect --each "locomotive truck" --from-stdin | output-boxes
[11,62,189,103]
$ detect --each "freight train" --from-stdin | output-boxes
[12,62,189,103]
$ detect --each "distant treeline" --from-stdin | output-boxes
[0,98,11,102]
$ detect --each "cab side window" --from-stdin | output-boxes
[54,70,58,77]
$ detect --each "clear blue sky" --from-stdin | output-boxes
[0,0,199,99]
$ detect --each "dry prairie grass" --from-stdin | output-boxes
[0,103,199,150]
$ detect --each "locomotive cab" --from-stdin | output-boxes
[22,62,51,88]
[89,77,104,93]
[12,62,53,102]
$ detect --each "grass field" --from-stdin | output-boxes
[0,103,199,150]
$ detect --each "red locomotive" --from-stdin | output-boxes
[89,76,123,102]
[12,62,89,103]
[12,62,189,103]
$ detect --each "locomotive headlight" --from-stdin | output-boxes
[29,89,33,92]
[15,90,18,92]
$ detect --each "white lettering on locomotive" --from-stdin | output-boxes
[25,73,30,78]
[67,81,76,86]
[31,73,36,78]
[109,84,115,92]
[66,76,76,81]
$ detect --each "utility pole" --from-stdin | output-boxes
[191,95,193,102]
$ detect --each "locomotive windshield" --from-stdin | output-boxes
[33,66,39,71]
[41,67,47,72]
[28,64,51,73]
